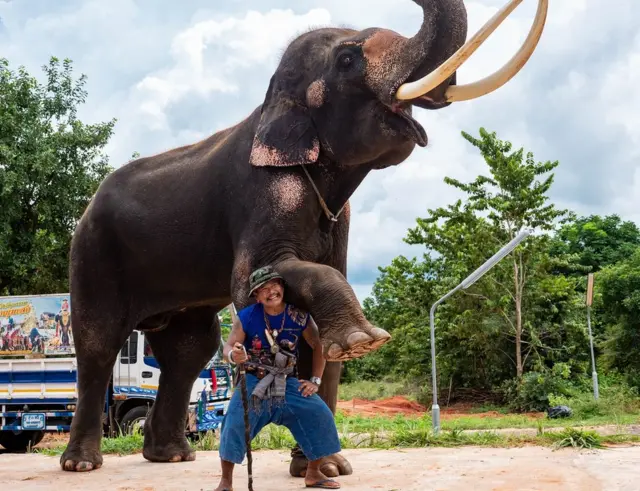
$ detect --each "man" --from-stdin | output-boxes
[215,265,342,491]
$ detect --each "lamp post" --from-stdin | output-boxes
[585,273,599,400]
[429,228,532,434]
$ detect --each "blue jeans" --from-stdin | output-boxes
[218,374,341,464]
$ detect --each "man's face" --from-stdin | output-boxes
[254,279,285,309]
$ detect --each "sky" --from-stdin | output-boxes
[1,0,639,303]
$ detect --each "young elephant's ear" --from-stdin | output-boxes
[249,76,320,168]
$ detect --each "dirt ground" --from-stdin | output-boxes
[335,397,544,420]
[2,446,640,490]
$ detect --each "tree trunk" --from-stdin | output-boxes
[514,258,523,378]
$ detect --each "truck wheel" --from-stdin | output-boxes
[119,406,150,436]
[0,430,45,452]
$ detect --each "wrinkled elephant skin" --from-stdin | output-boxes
[60,0,547,478]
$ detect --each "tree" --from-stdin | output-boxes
[595,249,640,389]
[0,56,115,295]
[356,129,592,408]
[406,128,570,379]
[354,255,443,383]
[550,214,640,276]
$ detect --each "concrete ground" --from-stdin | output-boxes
[1,446,639,490]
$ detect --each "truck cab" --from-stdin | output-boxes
[0,293,233,451]
[109,330,233,436]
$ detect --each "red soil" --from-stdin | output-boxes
[337,397,545,420]
[337,396,427,417]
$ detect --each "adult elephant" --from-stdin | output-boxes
[61,0,548,475]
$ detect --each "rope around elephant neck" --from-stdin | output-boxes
[301,164,345,223]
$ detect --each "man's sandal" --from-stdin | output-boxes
[305,478,341,489]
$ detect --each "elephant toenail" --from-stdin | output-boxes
[321,463,339,477]
[346,331,373,349]
[327,343,343,359]
[169,455,182,462]
[370,327,391,341]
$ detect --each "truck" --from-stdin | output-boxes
[0,293,234,451]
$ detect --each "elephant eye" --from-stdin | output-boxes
[337,52,353,70]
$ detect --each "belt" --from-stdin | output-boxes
[244,352,296,403]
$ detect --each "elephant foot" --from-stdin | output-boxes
[290,447,353,478]
[60,445,103,472]
[325,326,391,362]
[142,437,196,463]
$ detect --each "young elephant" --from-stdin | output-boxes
[60,0,548,477]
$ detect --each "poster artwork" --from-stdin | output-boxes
[0,295,74,356]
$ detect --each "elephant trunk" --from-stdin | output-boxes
[398,0,468,100]
[362,0,467,105]
[395,0,550,103]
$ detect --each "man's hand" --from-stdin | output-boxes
[223,316,246,364]
[230,342,247,364]
[298,380,319,397]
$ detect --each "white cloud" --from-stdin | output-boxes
[2,0,640,305]
[600,33,640,145]
[132,9,331,132]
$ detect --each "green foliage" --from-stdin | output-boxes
[337,379,418,401]
[594,251,640,389]
[356,128,587,402]
[548,377,640,419]
[352,127,640,413]
[218,307,233,341]
[549,428,602,449]
[0,56,115,295]
[40,416,640,457]
[550,214,640,276]
[499,367,573,412]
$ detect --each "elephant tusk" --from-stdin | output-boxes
[395,0,548,102]
[445,0,548,102]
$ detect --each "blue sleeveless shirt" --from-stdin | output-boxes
[238,303,310,367]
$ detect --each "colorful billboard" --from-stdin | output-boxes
[0,294,73,356]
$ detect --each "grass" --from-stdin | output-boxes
[547,428,603,449]
[333,410,639,434]
[336,378,640,434]
[35,380,640,457]
[337,380,412,401]
[37,424,640,458]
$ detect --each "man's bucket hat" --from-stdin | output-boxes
[248,265,284,297]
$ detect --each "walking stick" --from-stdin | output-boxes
[229,303,254,491]
[236,345,254,491]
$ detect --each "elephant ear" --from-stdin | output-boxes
[249,76,320,168]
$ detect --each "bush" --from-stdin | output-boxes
[548,378,640,419]
[499,368,573,412]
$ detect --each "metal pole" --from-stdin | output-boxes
[586,306,599,400]
[428,229,532,435]
[429,286,460,435]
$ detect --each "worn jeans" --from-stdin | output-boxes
[218,373,341,464]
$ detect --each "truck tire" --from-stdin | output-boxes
[0,430,45,452]
[119,405,150,436]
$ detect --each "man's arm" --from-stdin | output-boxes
[223,316,247,364]
[302,315,326,381]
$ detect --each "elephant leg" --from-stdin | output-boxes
[61,303,133,472]
[275,257,390,362]
[142,306,219,463]
[290,359,352,478]
[287,210,356,478]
